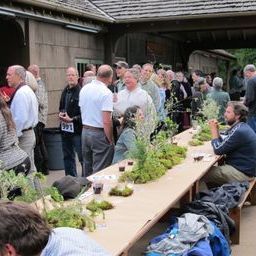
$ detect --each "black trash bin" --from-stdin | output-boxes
[43,128,64,170]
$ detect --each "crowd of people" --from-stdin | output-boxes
[1,61,256,255]
[0,62,256,180]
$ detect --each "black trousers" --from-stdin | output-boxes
[34,122,49,174]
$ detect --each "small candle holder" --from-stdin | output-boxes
[127,160,134,166]
[93,182,103,194]
[118,161,126,172]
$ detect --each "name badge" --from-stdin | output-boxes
[61,121,74,133]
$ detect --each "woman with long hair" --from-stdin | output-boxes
[156,69,170,121]
[112,105,143,164]
[0,95,30,174]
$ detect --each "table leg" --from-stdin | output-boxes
[180,187,192,208]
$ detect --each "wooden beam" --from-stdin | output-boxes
[109,15,256,34]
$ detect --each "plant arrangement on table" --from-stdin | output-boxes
[189,98,221,146]
[0,170,64,203]
[0,169,98,231]
[189,123,212,146]
[109,185,134,197]
[86,199,114,213]
[45,203,96,231]
[119,118,187,184]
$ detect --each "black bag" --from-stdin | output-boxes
[52,175,92,199]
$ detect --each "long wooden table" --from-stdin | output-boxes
[84,128,220,256]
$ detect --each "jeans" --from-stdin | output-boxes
[61,134,83,177]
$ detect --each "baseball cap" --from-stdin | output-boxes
[114,61,129,69]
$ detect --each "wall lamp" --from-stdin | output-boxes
[65,24,100,34]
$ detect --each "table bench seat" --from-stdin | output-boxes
[229,178,256,244]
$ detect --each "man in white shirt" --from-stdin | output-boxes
[79,65,114,176]
[114,68,157,139]
[6,65,38,173]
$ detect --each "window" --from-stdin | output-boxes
[75,58,103,77]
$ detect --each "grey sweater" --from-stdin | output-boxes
[0,112,27,170]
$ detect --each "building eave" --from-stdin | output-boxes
[14,0,115,23]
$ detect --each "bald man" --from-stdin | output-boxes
[79,65,114,176]
[59,67,83,177]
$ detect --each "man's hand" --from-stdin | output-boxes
[59,112,73,122]
[208,119,219,139]
[208,119,218,129]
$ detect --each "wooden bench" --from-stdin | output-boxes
[229,178,256,244]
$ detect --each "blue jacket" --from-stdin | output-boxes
[146,220,230,256]
[211,122,256,177]
[209,222,230,256]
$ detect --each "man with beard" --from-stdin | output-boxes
[204,102,256,187]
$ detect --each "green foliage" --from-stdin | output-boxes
[0,170,29,200]
[163,117,178,138]
[0,169,64,203]
[44,187,64,202]
[189,122,211,146]
[188,138,204,146]
[229,48,256,68]
[199,98,220,121]
[132,156,166,184]
[189,122,228,146]
[128,138,148,170]
[45,204,95,231]
[86,200,114,212]
[109,186,133,197]
[119,129,187,184]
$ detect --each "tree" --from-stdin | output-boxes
[229,48,256,68]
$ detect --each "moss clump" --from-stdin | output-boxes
[159,158,173,169]
[45,205,95,231]
[119,156,167,184]
[189,139,204,146]
[86,199,114,212]
[189,124,211,146]
[120,130,187,184]
[109,186,133,197]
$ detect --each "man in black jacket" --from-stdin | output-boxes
[59,67,82,176]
